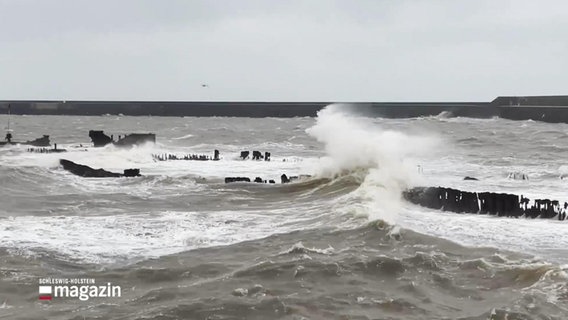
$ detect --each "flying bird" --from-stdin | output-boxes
[201,84,209,88]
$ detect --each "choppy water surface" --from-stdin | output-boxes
[1,106,567,319]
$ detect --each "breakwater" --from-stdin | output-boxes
[1,95,568,122]
[404,186,567,220]
[0,101,327,117]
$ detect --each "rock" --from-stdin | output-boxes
[113,133,155,147]
[463,176,478,181]
[252,150,263,160]
[89,130,155,147]
[224,174,308,184]
[1,134,51,147]
[25,135,51,147]
[123,169,141,177]
[225,177,251,183]
[60,159,141,178]
[89,130,113,147]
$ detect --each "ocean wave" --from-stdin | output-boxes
[171,133,194,140]
[2,221,567,319]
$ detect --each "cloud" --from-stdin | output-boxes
[0,0,567,101]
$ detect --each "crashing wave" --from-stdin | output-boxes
[304,106,440,223]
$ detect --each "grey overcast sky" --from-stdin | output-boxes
[0,0,566,102]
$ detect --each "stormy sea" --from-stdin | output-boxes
[1,105,567,320]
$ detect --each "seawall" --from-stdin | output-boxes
[0,101,494,118]
[1,96,568,123]
[0,101,328,118]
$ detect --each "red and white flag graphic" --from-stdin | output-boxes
[39,286,52,300]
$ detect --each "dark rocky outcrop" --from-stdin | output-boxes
[1,134,51,147]
[226,174,311,184]
[225,177,251,183]
[25,135,51,147]
[463,176,478,181]
[252,151,263,160]
[280,174,311,184]
[404,186,566,220]
[89,130,155,148]
[123,169,141,177]
[89,130,113,147]
[226,176,269,184]
[60,159,141,178]
[240,150,272,161]
[114,133,155,147]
